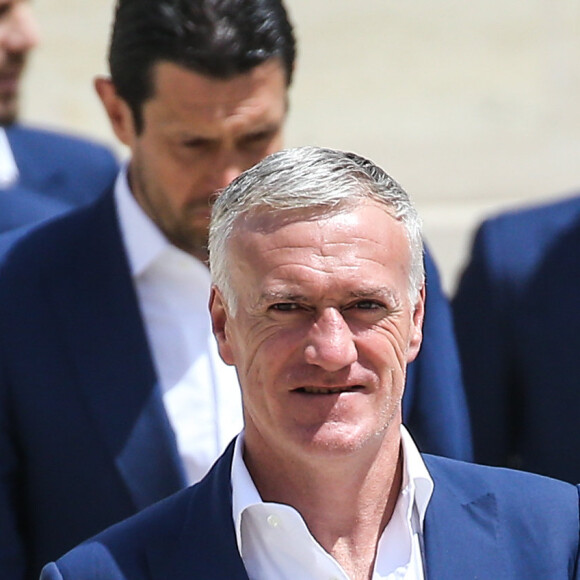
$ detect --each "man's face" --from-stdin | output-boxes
[0,0,39,124]
[97,58,287,261]
[211,201,425,465]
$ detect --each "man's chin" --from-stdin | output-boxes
[186,207,212,225]
[293,423,381,458]
[169,229,209,261]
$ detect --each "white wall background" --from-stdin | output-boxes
[22,1,580,293]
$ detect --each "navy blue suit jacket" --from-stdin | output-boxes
[453,195,580,482]
[0,124,118,234]
[0,190,470,580]
[40,440,580,580]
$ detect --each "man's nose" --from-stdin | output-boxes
[304,308,357,372]
[210,151,245,191]
[2,4,40,54]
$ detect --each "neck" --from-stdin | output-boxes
[244,426,403,579]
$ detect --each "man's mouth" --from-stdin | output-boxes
[294,385,364,395]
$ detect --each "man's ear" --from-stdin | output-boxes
[94,76,137,147]
[406,284,425,364]
[209,287,235,366]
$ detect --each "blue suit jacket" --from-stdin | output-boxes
[40,440,580,580]
[0,124,118,234]
[0,190,470,580]
[453,195,580,482]
[405,249,471,460]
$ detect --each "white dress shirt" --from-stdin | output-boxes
[232,426,434,580]
[115,165,243,484]
[0,128,19,188]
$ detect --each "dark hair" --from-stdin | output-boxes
[108,0,296,132]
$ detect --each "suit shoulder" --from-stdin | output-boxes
[7,124,117,164]
[49,445,241,579]
[52,487,195,579]
[478,194,580,246]
[425,454,579,508]
[423,456,580,577]
[6,124,119,208]
[0,193,115,281]
[91,485,194,546]
[463,194,580,287]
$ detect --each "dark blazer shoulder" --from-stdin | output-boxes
[48,441,246,580]
[425,453,577,494]
[484,194,580,234]
[472,194,580,286]
[5,124,119,206]
[0,191,122,337]
[423,455,580,578]
[0,190,118,275]
[6,124,117,169]
[424,453,580,536]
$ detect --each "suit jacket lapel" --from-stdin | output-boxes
[422,456,503,578]
[149,440,250,580]
[50,192,187,510]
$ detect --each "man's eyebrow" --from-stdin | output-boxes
[254,287,401,307]
[234,124,282,145]
[346,287,400,301]
[255,290,308,306]
[241,122,281,136]
[177,122,280,145]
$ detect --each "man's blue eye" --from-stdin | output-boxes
[355,301,380,310]
[271,303,297,311]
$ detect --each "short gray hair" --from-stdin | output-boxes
[208,146,424,310]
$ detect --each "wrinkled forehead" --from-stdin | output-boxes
[227,201,410,277]
[224,203,413,315]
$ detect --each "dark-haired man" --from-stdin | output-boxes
[0,1,469,578]
[0,0,118,234]
[0,3,294,578]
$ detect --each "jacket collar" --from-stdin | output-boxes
[149,440,249,579]
[422,455,501,578]
[150,447,502,579]
[147,443,503,580]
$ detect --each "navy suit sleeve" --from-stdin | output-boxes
[452,222,515,467]
[403,245,473,461]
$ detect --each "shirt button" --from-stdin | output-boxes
[267,514,281,528]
